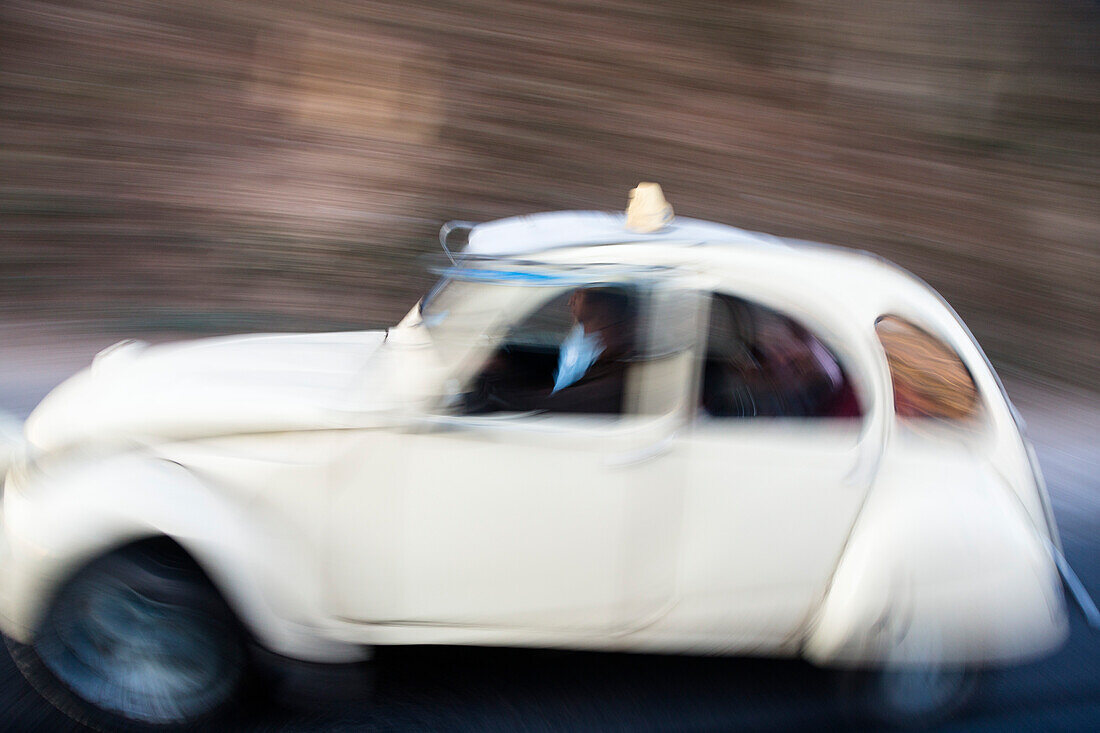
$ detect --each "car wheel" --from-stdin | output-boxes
[840,664,979,729]
[7,541,247,731]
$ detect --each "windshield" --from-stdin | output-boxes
[416,263,666,369]
[417,274,565,368]
[420,277,508,334]
[421,265,598,332]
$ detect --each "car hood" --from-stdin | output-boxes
[24,330,394,453]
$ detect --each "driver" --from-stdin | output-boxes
[462,286,636,415]
[541,287,635,413]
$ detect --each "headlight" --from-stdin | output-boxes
[4,445,43,498]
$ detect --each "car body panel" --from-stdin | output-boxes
[804,432,1068,666]
[23,330,391,454]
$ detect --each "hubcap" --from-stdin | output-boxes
[37,572,240,724]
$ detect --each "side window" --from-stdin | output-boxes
[460,285,638,416]
[875,316,979,420]
[701,293,861,419]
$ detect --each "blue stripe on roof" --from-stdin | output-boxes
[437,266,590,285]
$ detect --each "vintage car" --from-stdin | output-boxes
[0,185,1086,728]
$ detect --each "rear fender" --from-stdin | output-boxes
[803,452,1067,668]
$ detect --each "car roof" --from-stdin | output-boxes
[464,210,789,257]
[457,209,955,330]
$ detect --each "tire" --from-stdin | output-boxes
[6,541,247,731]
[839,664,979,729]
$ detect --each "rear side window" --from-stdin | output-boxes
[875,316,979,420]
[701,293,861,418]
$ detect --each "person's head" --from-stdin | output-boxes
[569,287,635,352]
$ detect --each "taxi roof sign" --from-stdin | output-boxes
[625,182,674,233]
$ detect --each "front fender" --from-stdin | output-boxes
[803,451,1068,668]
[0,450,363,663]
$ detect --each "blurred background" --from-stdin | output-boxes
[1,0,1097,389]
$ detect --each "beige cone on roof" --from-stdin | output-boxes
[625,182,674,233]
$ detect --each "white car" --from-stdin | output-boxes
[0,185,1086,728]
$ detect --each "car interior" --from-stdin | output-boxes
[700,293,861,419]
[460,287,860,420]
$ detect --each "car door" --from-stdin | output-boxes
[674,290,881,646]
[327,269,702,633]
